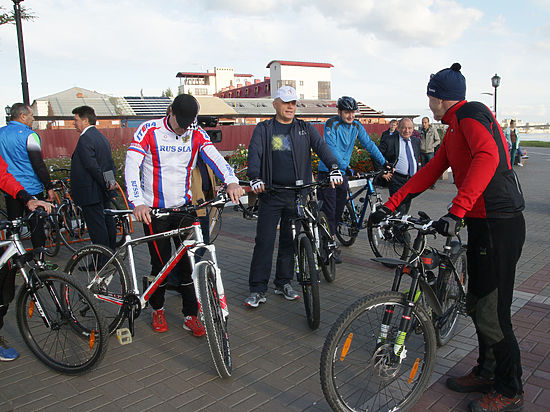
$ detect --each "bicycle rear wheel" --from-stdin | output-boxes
[197,263,232,378]
[64,244,130,334]
[435,248,468,346]
[367,219,409,267]
[298,233,320,330]
[320,291,437,411]
[318,211,336,282]
[16,270,109,374]
[336,202,358,247]
[43,214,61,257]
[58,203,88,252]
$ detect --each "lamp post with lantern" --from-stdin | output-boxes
[491,73,501,120]
[12,0,30,106]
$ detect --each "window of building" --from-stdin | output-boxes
[300,94,304,100]
[299,80,304,86]
[245,89,249,97]
[318,81,331,99]
[236,90,240,97]
[195,88,208,95]
[277,80,296,89]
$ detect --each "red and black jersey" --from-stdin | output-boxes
[385,101,524,219]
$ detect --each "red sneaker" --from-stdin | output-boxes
[152,308,168,333]
[183,315,205,337]
[469,390,524,412]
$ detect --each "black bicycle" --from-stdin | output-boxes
[320,211,468,411]
[2,210,108,374]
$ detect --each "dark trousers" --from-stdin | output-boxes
[249,191,297,293]
[465,214,525,397]
[317,172,349,234]
[420,152,434,168]
[5,192,46,248]
[144,213,198,316]
[389,173,412,215]
[80,199,116,250]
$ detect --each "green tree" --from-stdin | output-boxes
[161,88,173,98]
[0,4,36,26]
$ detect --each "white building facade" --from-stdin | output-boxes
[267,60,333,100]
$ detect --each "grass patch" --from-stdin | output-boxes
[519,140,550,147]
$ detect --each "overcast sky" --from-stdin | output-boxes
[1,0,549,126]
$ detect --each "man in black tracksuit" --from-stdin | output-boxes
[371,64,525,412]
[244,86,342,307]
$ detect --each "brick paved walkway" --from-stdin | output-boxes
[0,147,549,411]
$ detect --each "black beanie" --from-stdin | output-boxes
[171,94,199,129]
[427,63,466,101]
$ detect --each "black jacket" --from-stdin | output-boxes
[70,126,116,206]
[247,117,337,185]
[378,133,421,170]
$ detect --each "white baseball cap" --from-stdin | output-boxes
[274,85,298,102]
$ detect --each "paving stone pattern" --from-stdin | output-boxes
[1,148,549,411]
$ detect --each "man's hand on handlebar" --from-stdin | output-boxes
[369,204,392,224]
[133,204,152,225]
[226,182,245,204]
[432,213,463,237]
[27,199,53,213]
[382,161,394,181]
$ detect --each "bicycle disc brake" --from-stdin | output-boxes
[370,343,405,381]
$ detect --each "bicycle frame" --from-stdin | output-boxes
[340,175,384,238]
[89,217,228,322]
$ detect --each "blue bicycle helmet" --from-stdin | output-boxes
[337,96,358,111]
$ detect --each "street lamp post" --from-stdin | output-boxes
[13,0,30,106]
[491,73,501,120]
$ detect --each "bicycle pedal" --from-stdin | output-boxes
[116,328,133,345]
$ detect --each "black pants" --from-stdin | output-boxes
[318,172,349,234]
[80,199,116,250]
[144,213,198,316]
[248,190,297,293]
[465,214,525,397]
[5,192,46,249]
[388,173,412,215]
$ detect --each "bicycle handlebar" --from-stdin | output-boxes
[0,208,50,231]
[384,211,438,235]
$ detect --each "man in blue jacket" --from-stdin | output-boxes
[0,103,55,250]
[245,86,343,307]
[318,96,391,262]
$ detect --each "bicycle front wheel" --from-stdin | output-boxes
[336,202,358,247]
[65,244,130,334]
[367,218,409,267]
[298,233,320,330]
[320,291,437,412]
[197,263,232,378]
[318,211,336,282]
[16,270,109,374]
[435,248,468,346]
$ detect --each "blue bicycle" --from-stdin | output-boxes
[336,170,409,265]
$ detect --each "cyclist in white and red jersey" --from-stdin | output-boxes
[125,94,244,336]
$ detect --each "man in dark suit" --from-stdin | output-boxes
[378,117,420,215]
[70,106,116,249]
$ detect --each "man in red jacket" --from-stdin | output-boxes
[371,63,525,412]
[0,156,52,361]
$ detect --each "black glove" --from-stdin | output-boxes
[369,205,392,224]
[329,166,343,185]
[383,161,393,173]
[432,213,463,237]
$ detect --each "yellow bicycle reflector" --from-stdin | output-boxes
[408,358,420,383]
[28,300,35,318]
[340,333,354,361]
[89,330,96,350]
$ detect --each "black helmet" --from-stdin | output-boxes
[337,96,358,111]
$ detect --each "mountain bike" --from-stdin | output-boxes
[320,211,468,411]
[336,170,408,266]
[271,179,336,329]
[64,190,234,378]
[1,210,108,374]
